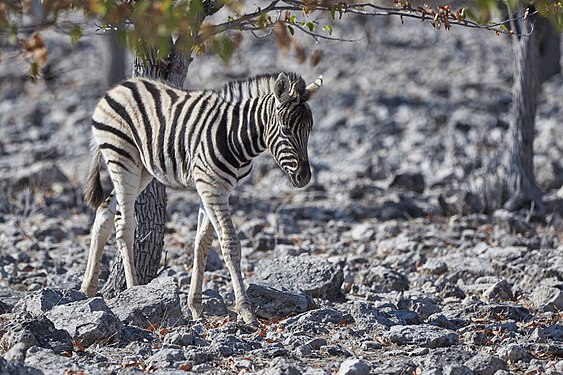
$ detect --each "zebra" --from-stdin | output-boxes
[80,72,323,324]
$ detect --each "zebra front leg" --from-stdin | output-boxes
[81,194,117,297]
[198,195,256,325]
[187,203,215,320]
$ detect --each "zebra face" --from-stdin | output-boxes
[271,73,322,188]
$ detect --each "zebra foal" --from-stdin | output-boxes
[81,72,322,324]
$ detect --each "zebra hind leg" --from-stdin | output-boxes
[81,193,117,297]
[187,203,215,320]
[111,170,146,289]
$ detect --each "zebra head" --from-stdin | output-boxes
[269,73,322,188]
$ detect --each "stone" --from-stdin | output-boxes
[464,353,507,375]
[146,347,186,368]
[349,301,394,332]
[246,283,312,319]
[45,297,123,346]
[252,254,344,299]
[362,265,409,293]
[201,289,229,317]
[283,308,353,335]
[337,358,371,375]
[1,317,73,355]
[108,276,186,328]
[12,288,87,318]
[497,344,528,362]
[388,171,425,194]
[530,285,563,310]
[482,279,513,302]
[386,325,459,348]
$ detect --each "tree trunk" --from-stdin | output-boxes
[504,9,560,215]
[102,29,126,89]
[101,41,192,298]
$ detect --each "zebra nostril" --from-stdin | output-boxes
[294,165,311,187]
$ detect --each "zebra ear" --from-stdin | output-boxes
[303,74,323,102]
[274,73,290,104]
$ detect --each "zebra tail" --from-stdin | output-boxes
[84,145,105,209]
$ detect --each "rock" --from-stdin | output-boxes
[163,326,197,347]
[0,357,43,375]
[146,347,186,368]
[349,222,377,242]
[482,279,513,302]
[497,344,528,362]
[283,307,353,335]
[421,259,448,275]
[349,301,394,332]
[246,283,312,319]
[362,265,409,293]
[530,285,563,310]
[10,163,69,191]
[211,334,256,357]
[493,209,536,235]
[108,276,186,328]
[252,254,344,299]
[12,288,87,318]
[338,358,371,375]
[45,297,123,346]
[386,325,459,348]
[464,353,507,375]
[388,171,425,194]
[267,213,299,235]
[397,295,442,319]
[0,317,72,353]
[201,289,229,317]
[379,196,425,221]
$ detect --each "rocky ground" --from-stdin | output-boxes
[1,9,563,375]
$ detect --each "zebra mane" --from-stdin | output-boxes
[216,72,306,102]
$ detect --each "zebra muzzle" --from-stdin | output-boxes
[291,164,311,188]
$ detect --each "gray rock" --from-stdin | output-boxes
[201,289,229,317]
[45,297,123,346]
[146,347,186,368]
[482,279,513,302]
[362,265,409,293]
[464,353,507,375]
[1,318,73,354]
[337,358,370,375]
[398,295,442,319]
[267,213,299,235]
[12,288,87,318]
[0,357,43,375]
[349,222,376,242]
[349,301,394,331]
[10,163,69,191]
[108,276,186,328]
[530,285,563,310]
[497,344,529,362]
[247,283,313,319]
[386,325,459,348]
[388,171,425,194]
[283,308,353,335]
[252,254,343,299]
[163,326,197,347]
[421,259,448,275]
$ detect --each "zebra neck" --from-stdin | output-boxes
[235,94,275,161]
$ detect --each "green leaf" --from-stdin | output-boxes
[305,21,315,32]
[213,35,234,63]
[70,25,83,45]
[322,25,332,35]
[287,24,294,35]
[290,15,297,24]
